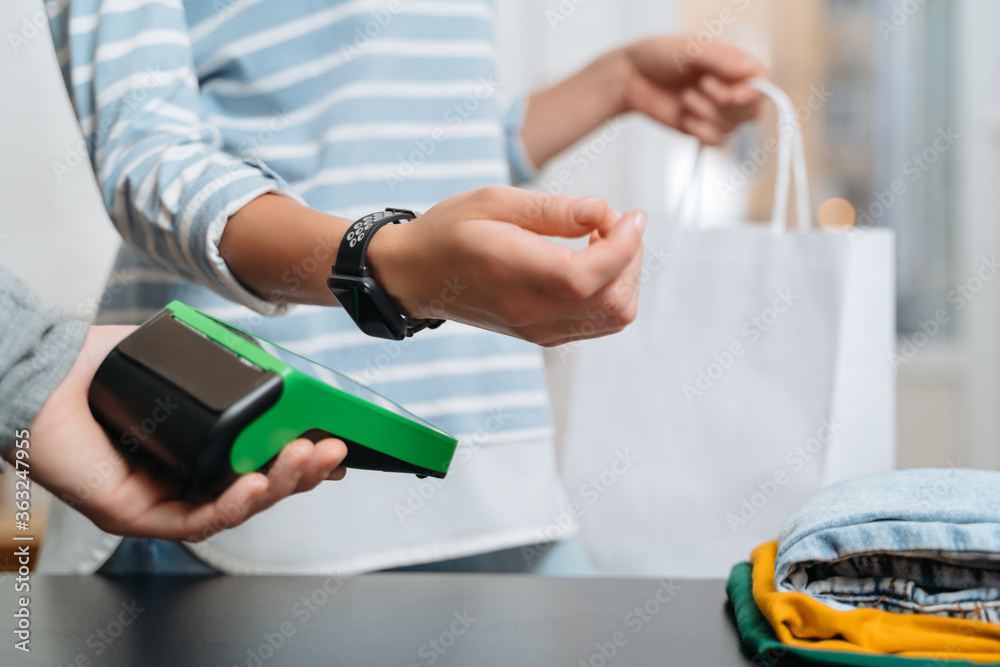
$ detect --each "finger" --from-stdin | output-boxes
[295,438,348,493]
[689,42,765,82]
[594,209,624,240]
[698,74,732,106]
[132,472,269,542]
[498,190,612,238]
[627,75,685,129]
[681,87,725,125]
[507,210,646,300]
[250,439,315,512]
[545,243,643,339]
[680,115,724,145]
[185,473,269,541]
[700,76,761,126]
[327,467,348,481]
[580,241,644,312]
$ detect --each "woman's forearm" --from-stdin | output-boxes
[219,193,400,308]
[520,49,630,170]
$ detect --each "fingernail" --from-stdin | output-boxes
[632,211,647,235]
[573,197,605,222]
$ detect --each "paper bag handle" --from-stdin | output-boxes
[672,78,812,234]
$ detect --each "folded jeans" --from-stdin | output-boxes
[775,468,1000,622]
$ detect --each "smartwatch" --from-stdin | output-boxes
[327,208,445,340]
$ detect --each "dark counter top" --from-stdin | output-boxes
[0,574,752,666]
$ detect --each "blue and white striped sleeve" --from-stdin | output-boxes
[503,97,539,186]
[49,0,299,315]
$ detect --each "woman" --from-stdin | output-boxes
[41,0,762,575]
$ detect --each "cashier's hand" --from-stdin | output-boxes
[372,186,646,347]
[17,326,348,542]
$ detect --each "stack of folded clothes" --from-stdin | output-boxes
[727,468,1000,665]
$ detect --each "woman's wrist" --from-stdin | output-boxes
[521,48,633,168]
[598,46,634,118]
[365,220,423,319]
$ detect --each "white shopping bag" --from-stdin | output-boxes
[557,80,895,577]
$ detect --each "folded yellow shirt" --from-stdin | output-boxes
[752,541,1000,662]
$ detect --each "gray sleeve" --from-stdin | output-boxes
[0,266,88,457]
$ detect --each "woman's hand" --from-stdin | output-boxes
[370,186,646,347]
[522,37,766,167]
[620,37,766,146]
[13,325,348,543]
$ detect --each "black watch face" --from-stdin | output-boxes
[328,276,406,340]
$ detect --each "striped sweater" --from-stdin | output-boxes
[45,0,570,574]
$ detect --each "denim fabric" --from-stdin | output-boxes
[98,539,220,576]
[775,468,1000,622]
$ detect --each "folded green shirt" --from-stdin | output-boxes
[726,562,1000,667]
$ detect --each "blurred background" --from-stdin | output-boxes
[499,0,1000,473]
[1,0,998,565]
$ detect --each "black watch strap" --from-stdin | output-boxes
[334,207,415,277]
[332,208,445,338]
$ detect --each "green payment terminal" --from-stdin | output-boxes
[88,301,458,496]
